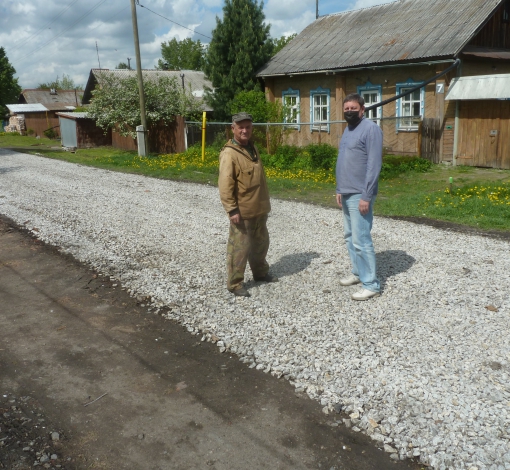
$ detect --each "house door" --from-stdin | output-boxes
[421,118,441,163]
[457,101,510,169]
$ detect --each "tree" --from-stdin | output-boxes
[0,47,22,115]
[204,0,272,121]
[87,71,202,139]
[37,73,82,90]
[270,34,296,56]
[230,90,289,154]
[116,62,130,70]
[157,38,205,71]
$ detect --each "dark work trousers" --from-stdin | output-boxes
[226,214,269,291]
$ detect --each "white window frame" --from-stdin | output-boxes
[396,79,424,131]
[357,82,382,126]
[282,88,300,129]
[310,86,330,132]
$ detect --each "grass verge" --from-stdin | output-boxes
[1,135,509,232]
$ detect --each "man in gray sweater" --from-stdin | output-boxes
[335,93,383,300]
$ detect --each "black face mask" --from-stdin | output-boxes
[344,111,362,126]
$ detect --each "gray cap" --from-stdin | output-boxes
[232,112,253,123]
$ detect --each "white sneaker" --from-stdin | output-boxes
[351,289,380,301]
[339,274,361,286]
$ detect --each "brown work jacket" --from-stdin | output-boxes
[218,141,271,219]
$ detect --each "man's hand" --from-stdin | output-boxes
[336,193,342,208]
[230,213,241,224]
[359,199,369,215]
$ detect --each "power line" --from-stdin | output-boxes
[137,4,212,40]
[8,0,82,53]
[14,0,110,63]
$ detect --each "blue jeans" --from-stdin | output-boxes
[341,194,380,293]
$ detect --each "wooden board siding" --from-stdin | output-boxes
[468,2,510,49]
[23,112,60,138]
[457,100,510,169]
[76,120,111,148]
[112,117,186,154]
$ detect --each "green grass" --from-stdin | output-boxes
[1,134,509,232]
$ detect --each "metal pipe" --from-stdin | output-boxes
[365,59,460,111]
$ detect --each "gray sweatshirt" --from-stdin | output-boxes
[335,117,383,201]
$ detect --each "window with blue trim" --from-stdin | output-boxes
[396,79,424,130]
[282,88,300,128]
[310,87,330,132]
[357,82,382,126]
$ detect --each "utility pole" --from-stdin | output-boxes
[316,0,319,19]
[127,57,132,70]
[130,0,148,156]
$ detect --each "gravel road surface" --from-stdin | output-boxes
[1,149,509,470]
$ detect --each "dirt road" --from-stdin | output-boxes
[0,215,423,469]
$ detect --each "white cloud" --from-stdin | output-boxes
[0,0,393,89]
[352,0,395,9]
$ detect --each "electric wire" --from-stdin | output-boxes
[8,0,81,53]
[137,4,212,40]
[14,0,110,64]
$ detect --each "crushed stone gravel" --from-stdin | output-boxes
[1,149,509,470]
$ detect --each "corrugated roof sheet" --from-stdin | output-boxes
[7,104,48,113]
[83,69,213,111]
[20,89,83,106]
[57,112,90,119]
[446,73,510,100]
[257,0,504,76]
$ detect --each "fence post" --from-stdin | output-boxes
[201,111,206,162]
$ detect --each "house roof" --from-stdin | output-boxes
[446,73,510,100]
[7,104,49,113]
[19,89,83,106]
[56,112,90,120]
[82,69,213,111]
[257,0,504,77]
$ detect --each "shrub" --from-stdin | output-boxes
[380,155,432,180]
[43,128,57,139]
[270,145,301,169]
[304,143,338,170]
[27,128,35,136]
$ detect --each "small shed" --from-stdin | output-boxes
[5,103,75,137]
[57,112,112,148]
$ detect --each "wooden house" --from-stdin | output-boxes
[82,69,212,153]
[256,0,510,169]
[5,89,83,137]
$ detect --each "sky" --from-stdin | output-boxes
[0,0,395,90]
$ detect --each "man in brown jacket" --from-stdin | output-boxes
[218,112,278,297]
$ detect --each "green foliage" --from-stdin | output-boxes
[43,128,57,139]
[27,128,35,136]
[0,47,22,116]
[380,155,432,180]
[0,131,21,137]
[158,38,205,71]
[204,0,273,120]
[116,62,130,69]
[86,71,202,139]
[37,73,82,90]
[270,34,297,55]
[230,90,290,153]
[261,143,337,170]
[305,143,338,170]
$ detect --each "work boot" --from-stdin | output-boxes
[231,286,251,297]
[254,273,279,283]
